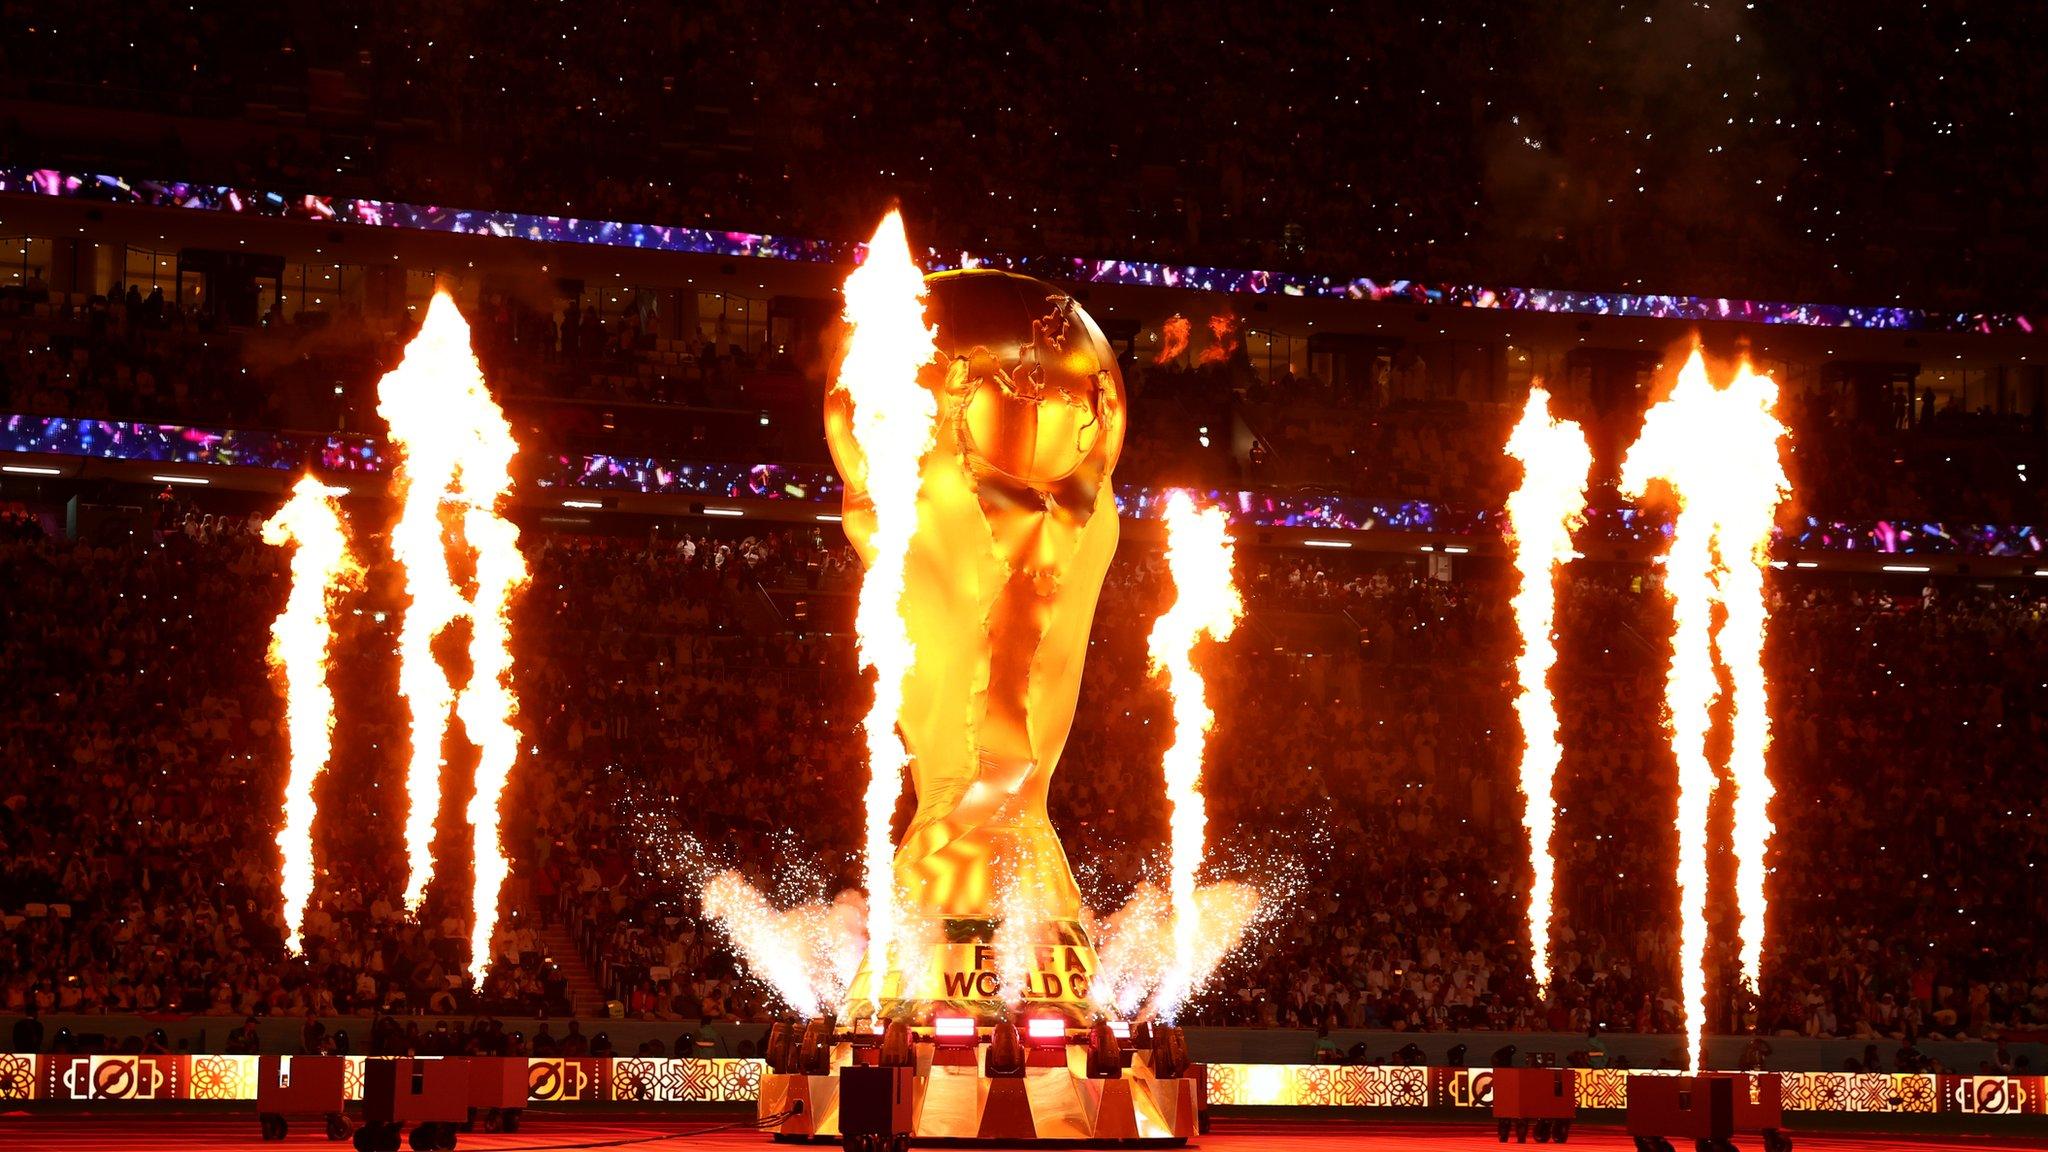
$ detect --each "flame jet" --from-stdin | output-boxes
[1620,347,1790,1068]
[1502,385,1592,999]
[376,291,528,975]
[261,475,362,954]
[452,378,528,975]
[1147,490,1244,1019]
[835,211,942,1018]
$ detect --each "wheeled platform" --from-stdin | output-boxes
[1628,1073,1793,1152]
[255,1055,355,1143]
[1493,1067,1576,1143]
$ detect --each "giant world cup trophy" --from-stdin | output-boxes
[826,269,1124,1023]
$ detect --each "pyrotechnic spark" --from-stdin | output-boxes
[1090,884,1170,1018]
[260,475,361,955]
[702,873,868,1019]
[1146,491,1243,1017]
[376,290,528,978]
[1501,385,1591,998]
[632,804,866,1018]
[992,865,1041,1008]
[1092,881,1266,1021]
[1620,348,1789,1069]
[1082,817,1314,1021]
[837,210,940,1017]
[1154,315,1191,364]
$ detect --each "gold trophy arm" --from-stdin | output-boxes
[822,386,880,568]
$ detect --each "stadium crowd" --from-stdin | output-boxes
[0,0,2044,1063]
[3,2,2043,309]
[0,276,782,444]
[2,294,2042,528]
[2,493,2044,1064]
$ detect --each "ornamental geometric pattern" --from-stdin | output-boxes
[1893,1073,1939,1113]
[189,1055,250,1100]
[1205,1062,1246,1106]
[1842,1073,1887,1112]
[609,1058,676,1102]
[1289,1065,1339,1106]
[0,1054,2033,1114]
[701,1057,762,1101]
[1576,1069,1631,1109]
[0,1053,34,1101]
[1380,1066,1429,1107]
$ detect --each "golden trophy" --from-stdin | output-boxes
[826,270,1125,1022]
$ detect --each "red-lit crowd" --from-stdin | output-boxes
[3,505,2045,1060]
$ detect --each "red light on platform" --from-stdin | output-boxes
[933,1016,977,1041]
[1026,1018,1067,1043]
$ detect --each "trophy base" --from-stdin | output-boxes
[757,1043,1200,1145]
[843,918,1103,1026]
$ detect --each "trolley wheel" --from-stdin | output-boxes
[410,1122,457,1151]
[1499,1119,1515,1143]
[1516,1118,1531,1143]
[326,1111,354,1141]
[259,1113,285,1141]
[1655,1139,1676,1152]
[480,1108,501,1133]
[1554,1120,1572,1143]
[501,1110,521,1133]
[1533,1119,1553,1143]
